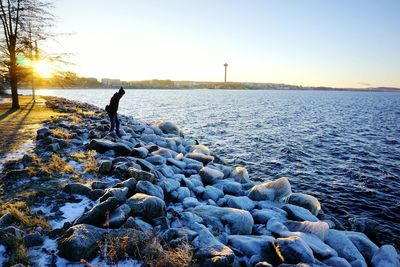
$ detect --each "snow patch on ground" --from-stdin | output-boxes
[0,244,7,267]
[52,196,94,229]
[33,196,95,229]
[28,238,58,267]
[0,139,35,173]
[28,238,142,267]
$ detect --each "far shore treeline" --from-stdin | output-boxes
[9,73,400,92]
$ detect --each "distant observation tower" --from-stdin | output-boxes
[224,63,228,83]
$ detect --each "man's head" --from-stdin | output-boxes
[119,87,125,96]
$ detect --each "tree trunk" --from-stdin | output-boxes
[9,47,20,109]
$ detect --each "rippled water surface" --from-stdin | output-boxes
[25,89,400,248]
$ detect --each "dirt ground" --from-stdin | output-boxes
[0,95,61,156]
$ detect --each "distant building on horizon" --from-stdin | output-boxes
[101,78,122,87]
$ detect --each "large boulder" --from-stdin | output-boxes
[325,229,367,266]
[186,152,214,165]
[157,121,181,136]
[192,205,254,235]
[191,223,235,267]
[158,178,180,193]
[199,167,224,185]
[230,166,251,183]
[371,245,400,267]
[251,209,287,224]
[248,177,292,201]
[136,180,164,200]
[99,187,129,203]
[202,185,224,202]
[89,139,131,157]
[128,167,155,183]
[75,197,119,226]
[214,180,242,195]
[323,257,352,267]
[274,236,315,264]
[228,235,276,262]
[126,193,166,222]
[58,224,106,261]
[282,204,319,222]
[113,177,137,195]
[284,220,329,241]
[108,204,131,228]
[64,183,91,196]
[226,196,255,211]
[279,231,337,259]
[345,231,379,263]
[287,193,321,216]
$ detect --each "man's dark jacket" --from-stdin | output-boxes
[106,92,123,115]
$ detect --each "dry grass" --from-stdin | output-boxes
[70,174,85,183]
[1,233,29,267]
[52,128,71,139]
[45,153,75,175]
[0,201,50,230]
[98,230,193,267]
[71,152,86,161]
[71,150,98,173]
[84,150,98,173]
[70,114,82,124]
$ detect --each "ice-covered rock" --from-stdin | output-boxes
[267,217,289,234]
[199,167,224,184]
[251,209,287,224]
[225,195,255,211]
[158,178,180,193]
[325,229,367,266]
[228,235,276,262]
[191,223,235,267]
[186,152,214,165]
[214,180,242,195]
[157,121,182,136]
[323,257,352,267]
[230,166,250,183]
[274,236,315,264]
[284,220,329,241]
[126,193,166,222]
[183,197,201,208]
[345,231,379,263]
[371,245,400,267]
[192,205,254,235]
[176,187,190,202]
[248,177,292,201]
[136,180,164,200]
[287,193,321,216]
[282,204,319,222]
[279,231,337,259]
[202,185,224,201]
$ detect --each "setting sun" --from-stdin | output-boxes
[34,60,53,78]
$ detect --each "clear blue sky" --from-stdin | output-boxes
[47,0,400,88]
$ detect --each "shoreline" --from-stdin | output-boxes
[0,96,399,266]
[5,86,400,93]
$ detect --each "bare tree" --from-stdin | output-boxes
[0,0,54,108]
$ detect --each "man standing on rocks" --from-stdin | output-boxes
[106,87,125,137]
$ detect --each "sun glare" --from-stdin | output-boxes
[34,60,53,78]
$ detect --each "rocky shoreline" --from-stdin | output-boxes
[0,96,399,267]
